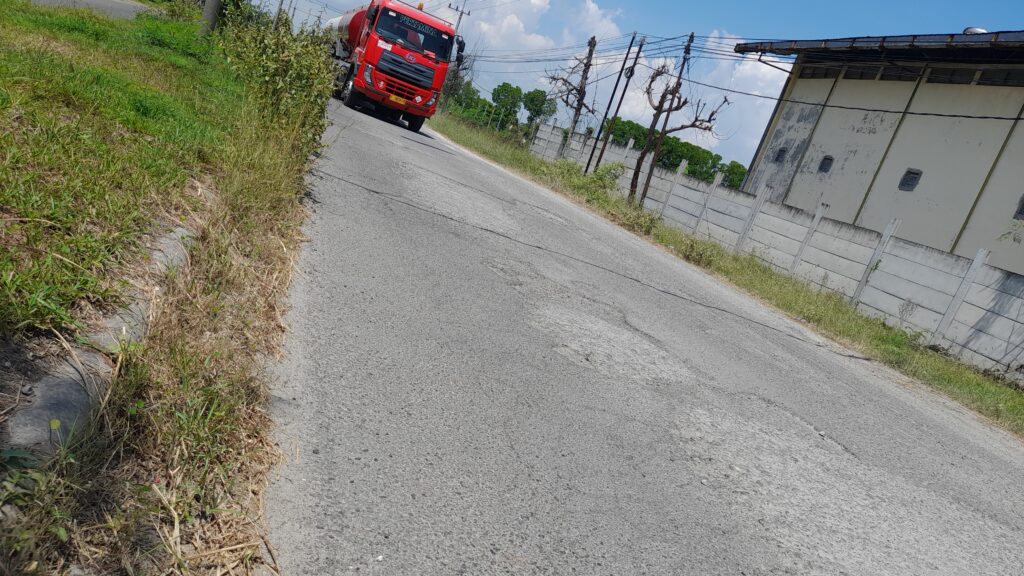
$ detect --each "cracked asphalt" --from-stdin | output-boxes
[266,101,1024,575]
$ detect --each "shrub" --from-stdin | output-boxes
[218,15,334,156]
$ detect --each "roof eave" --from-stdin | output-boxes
[734,30,1024,56]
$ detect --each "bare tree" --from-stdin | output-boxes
[546,36,598,158]
[628,65,728,204]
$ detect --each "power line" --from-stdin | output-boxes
[633,61,1024,121]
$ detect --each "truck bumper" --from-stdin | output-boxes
[354,67,436,118]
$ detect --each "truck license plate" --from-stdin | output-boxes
[389,94,407,106]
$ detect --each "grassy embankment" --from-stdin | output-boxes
[429,113,1024,436]
[0,1,332,572]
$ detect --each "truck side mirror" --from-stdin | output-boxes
[455,35,466,66]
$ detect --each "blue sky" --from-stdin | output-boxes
[293,0,1024,165]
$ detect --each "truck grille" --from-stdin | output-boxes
[385,78,418,101]
[376,50,435,90]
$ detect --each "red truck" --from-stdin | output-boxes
[325,1,465,132]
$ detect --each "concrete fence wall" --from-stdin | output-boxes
[529,123,1024,380]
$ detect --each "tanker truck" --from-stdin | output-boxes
[324,1,465,132]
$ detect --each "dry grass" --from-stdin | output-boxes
[1,1,332,572]
[2,112,312,576]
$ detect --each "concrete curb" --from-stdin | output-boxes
[4,227,191,455]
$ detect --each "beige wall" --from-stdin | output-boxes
[855,82,1024,250]
[746,62,1024,276]
[954,115,1024,274]
[785,78,915,222]
[748,78,834,202]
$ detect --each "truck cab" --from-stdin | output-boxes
[326,0,464,132]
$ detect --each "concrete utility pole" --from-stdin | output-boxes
[567,36,598,150]
[272,0,286,29]
[200,0,223,35]
[448,1,470,34]
[640,33,693,204]
[546,36,598,158]
[585,32,636,174]
[593,35,645,171]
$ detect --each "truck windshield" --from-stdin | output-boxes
[375,9,453,60]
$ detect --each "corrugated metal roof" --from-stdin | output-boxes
[735,30,1024,55]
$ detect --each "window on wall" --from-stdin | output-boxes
[843,65,881,80]
[880,66,922,81]
[927,68,977,84]
[799,65,840,79]
[978,69,1024,87]
[898,169,923,191]
[818,156,834,173]
[774,148,788,162]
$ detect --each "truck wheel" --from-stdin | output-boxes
[405,115,425,132]
[333,64,353,100]
[343,81,361,109]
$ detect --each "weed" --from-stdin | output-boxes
[1,0,332,572]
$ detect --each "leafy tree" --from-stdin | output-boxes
[523,89,557,124]
[671,141,722,181]
[719,160,747,189]
[602,116,744,184]
[491,82,523,128]
[604,117,648,149]
[452,82,480,108]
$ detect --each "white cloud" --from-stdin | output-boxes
[304,2,789,164]
[685,30,790,164]
[570,0,621,42]
[477,13,556,51]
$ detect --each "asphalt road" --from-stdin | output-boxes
[266,101,1024,575]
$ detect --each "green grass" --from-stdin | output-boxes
[0,1,333,572]
[430,113,1024,437]
[0,0,242,331]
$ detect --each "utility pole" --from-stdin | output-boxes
[284,0,294,28]
[272,0,286,29]
[547,36,597,158]
[448,1,470,34]
[640,33,694,204]
[585,32,636,174]
[593,35,645,171]
[200,0,222,35]
[567,36,597,148]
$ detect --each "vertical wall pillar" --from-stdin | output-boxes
[735,187,770,253]
[789,202,830,275]
[659,161,690,218]
[931,248,990,346]
[540,124,554,160]
[576,134,591,164]
[851,218,901,306]
[694,170,720,235]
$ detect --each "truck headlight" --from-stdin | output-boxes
[425,92,438,107]
[363,63,373,85]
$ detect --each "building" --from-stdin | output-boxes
[736,30,1024,275]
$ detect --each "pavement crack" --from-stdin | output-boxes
[312,167,874,365]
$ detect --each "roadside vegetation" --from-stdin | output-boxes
[429,113,1024,437]
[0,0,333,572]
